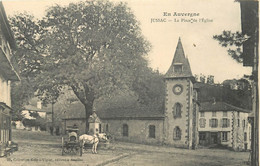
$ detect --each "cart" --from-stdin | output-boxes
[61,127,82,156]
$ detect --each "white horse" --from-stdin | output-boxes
[79,133,108,154]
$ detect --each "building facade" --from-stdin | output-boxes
[198,101,251,151]
[0,2,19,145]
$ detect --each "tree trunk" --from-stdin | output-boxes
[84,103,93,133]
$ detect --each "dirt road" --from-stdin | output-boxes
[0,130,250,166]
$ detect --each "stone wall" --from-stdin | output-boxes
[101,119,164,145]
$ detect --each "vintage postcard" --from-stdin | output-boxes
[0,0,258,165]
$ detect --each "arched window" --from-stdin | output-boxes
[123,124,128,137]
[173,126,181,140]
[173,103,182,118]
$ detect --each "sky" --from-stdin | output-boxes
[2,0,252,83]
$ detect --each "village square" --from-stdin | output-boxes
[0,0,258,166]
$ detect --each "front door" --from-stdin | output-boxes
[210,132,218,144]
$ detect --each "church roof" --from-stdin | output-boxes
[165,38,193,79]
[97,107,164,120]
[61,101,165,120]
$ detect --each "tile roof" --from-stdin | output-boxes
[165,38,193,79]
[97,107,164,120]
[62,101,165,120]
[200,101,251,113]
[23,97,51,112]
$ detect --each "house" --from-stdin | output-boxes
[23,99,51,119]
[21,99,51,131]
[0,1,19,145]
[198,101,251,151]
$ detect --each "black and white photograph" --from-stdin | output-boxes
[0,0,258,165]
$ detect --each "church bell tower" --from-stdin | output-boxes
[164,37,195,148]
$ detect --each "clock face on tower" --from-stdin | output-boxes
[173,84,183,95]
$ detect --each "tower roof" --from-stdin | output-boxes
[165,38,193,79]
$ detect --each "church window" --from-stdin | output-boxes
[173,103,182,118]
[173,126,181,140]
[174,64,183,73]
[123,124,128,137]
[149,125,156,138]
[199,118,206,128]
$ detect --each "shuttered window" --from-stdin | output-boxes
[209,119,218,128]
[221,118,230,128]
[199,118,206,128]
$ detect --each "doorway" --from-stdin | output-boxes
[210,132,218,144]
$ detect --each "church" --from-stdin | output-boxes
[63,38,251,151]
[64,38,200,149]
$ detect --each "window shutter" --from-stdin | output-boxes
[216,119,218,127]
[209,119,212,127]
[220,119,223,128]
[203,118,206,127]
[227,119,230,127]
[199,119,202,127]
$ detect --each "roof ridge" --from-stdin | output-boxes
[223,102,251,112]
